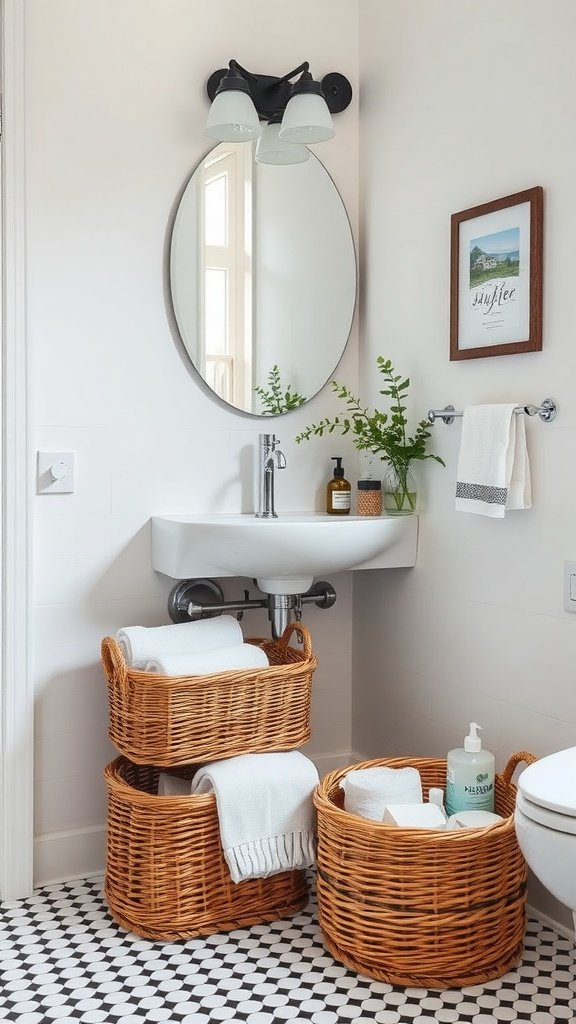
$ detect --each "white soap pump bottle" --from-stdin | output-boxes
[445,722,495,816]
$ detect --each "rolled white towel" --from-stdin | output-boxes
[145,643,269,676]
[341,766,423,821]
[116,615,243,669]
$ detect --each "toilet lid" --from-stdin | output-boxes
[517,747,576,816]
[516,790,576,835]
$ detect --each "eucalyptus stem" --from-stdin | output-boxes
[294,357,445,490]
[255,365,306,415]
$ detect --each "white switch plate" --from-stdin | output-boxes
[37,451,76,493]
[563,561,576,612]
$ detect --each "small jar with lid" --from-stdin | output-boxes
[357,475,382,516]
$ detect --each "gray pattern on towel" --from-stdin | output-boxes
[456,481,508,505]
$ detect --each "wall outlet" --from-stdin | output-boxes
[563,561,576,613]
[37,451,76,494]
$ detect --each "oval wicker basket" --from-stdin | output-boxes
[101,622,316,766]
[104,757,309,940]
[313,751,536,990]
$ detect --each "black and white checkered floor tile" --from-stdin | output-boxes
[1,875,575,1024]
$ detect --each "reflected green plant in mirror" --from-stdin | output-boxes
[295,356,445,513]
[255,365,307,416]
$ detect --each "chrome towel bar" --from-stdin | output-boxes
[427,398,557,425]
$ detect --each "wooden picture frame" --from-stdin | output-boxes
[450,186,543,361]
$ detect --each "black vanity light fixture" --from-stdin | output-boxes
[205,60,352,165]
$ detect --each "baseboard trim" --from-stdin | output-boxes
[34,824,106,888]
[527,903,574,941]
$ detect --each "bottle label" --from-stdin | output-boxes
[446,765,494,815]
[331,492,351,509]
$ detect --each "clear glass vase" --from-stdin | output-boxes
[384,464,417,515]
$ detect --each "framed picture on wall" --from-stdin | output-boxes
[450,186,543,360]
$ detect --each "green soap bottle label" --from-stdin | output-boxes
[446,765,494,815]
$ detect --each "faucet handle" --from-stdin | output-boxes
[260,433,282,449]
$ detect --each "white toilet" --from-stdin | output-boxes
[514,746,576,933]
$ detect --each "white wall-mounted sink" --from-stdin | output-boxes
[152,513,418,595]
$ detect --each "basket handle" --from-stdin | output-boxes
[501,750,537,785]
[276,621,313,657]
[101,636,128,694]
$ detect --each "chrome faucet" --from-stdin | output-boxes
[255,433,286,518]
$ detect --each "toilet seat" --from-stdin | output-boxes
[515,790,576,835]
[516,746,576,817]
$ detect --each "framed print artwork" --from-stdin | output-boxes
[450,186,543,361]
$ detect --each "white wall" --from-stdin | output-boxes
[25,0,359,883]
[357,0,576,930]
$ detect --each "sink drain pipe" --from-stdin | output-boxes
[167,578,337,639]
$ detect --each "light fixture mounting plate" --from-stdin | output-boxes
[321,72,353,114]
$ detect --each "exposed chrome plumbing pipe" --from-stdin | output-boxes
[168,578,336,640]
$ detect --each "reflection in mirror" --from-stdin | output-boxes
[254,365,306,415]
[170,141,356,416]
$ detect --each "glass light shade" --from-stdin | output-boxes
[205,90,262,141]
[278,93,335,143]
[255,123,310,165]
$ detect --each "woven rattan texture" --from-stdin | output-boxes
[314,751,536,990]
[101,621,316,766]
[104,757,309,941]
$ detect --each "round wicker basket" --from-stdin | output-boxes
[313,751,536,989]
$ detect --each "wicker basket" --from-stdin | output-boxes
[101,621,316,766]
[313,751,536,989]
[104,756,309,940]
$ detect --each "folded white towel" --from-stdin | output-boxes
[190,751,319,883]
[116,615,244,669]
[341,766,423,821]
[455,404,531,518]
[145,643,269,676]
[157,772,191,796]
[382,803,446,829]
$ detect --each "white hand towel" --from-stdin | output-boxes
[145,643,269,676]
[455,404,531,518]
[190,751,319,883]
[341,766,423,821]
[116,615,243,669]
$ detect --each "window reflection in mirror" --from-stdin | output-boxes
[202,145,253,409]
[170,141,356,416]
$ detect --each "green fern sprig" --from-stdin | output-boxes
[255,365,306,416]
[295,356,445,471]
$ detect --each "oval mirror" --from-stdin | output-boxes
[169,141,357,416]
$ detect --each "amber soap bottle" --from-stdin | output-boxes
[326,457,351,515]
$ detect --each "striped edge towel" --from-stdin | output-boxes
[455,404,531,518]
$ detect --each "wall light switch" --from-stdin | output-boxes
[37,451,76,494]
[563,561,576,613]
